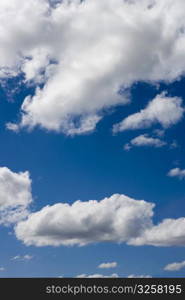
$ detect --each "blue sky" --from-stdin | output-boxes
[0,0,185,278]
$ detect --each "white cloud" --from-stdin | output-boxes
[15,193,185,247]
[76,273,119,278]
[6,123,19,133]
[15,194,154,246]
[167,168,185,179]
[77,273,152,278]
[124,134,166,150]
[129,218,185,247]
[1,0,185,134]
[11,254,33,261]
[0,267,5,272]
[0,167,32,225]
[164,260,185,271]
[114,93,184,132]
[128,274,152,278]
[98,262,117,269]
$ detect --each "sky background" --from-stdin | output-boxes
[0,0,185,278]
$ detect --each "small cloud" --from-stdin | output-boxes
[164,260,185,271]
[153,129,165,137]
[128,274,152,278]
[11,255,33,261]
[76,273,119,278]
[167,168,185,179]
[124,134,166,150]
[0,267,5,272]
[98,262,117,269]
[23,255,33,260]
[114,92,184,133]
[6,122,19,133]
[123,143,131,151]
[170,140,178,149]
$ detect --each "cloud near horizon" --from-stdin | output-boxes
[1,0,185,135]
[164,260,185,271]
[76,273,119,278]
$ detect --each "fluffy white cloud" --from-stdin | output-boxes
[164,260,185,271]
[1,0,185,134]
[98,262,117,269]
[129,218,185,247]
[114,93,184,132]
[124,134,166,150]
[0,167,32,225]
[15,194,154,246]
[167,168,185,179]
[15,193,185,248]
[76,273,119,278]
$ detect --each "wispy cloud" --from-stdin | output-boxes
[167,168,185,179]
[98,262,117,269]
[164,260,185,271]
[11,255,33,261]
[76,273,119,278]
[128,274,152,278]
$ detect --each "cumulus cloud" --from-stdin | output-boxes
[164,260,185,271]
[0,167,32,225]
[114,93,184,132]
[167,168,185,179]
[1,0,185,134]
[129,218,185,247]
[15,194,154,246]
[124,134,166,150]
[76,273,119,278]
[98,262,117,269]
[15,193,185,247]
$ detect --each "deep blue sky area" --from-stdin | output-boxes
[0,76,185,278]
